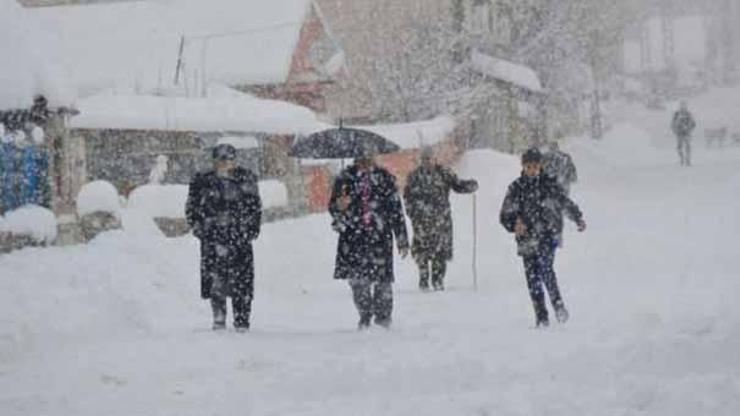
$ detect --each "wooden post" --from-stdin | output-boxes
[472,193,478,291]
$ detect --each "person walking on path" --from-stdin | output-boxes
[542,140,577,196]
[499,148,586,328]
[403,148,478,291]
[186,144,262,332]
[671,101,697,167]
[329,154,409,330]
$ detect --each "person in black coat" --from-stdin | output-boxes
[499,148,586,327]
[671,101,696,166]
[186,144,262,331]
[404,148,478,291]
[329,154,409,330]
[542,141,577,196]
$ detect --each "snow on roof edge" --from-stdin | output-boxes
[471,50,543,92]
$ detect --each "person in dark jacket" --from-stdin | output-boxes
[404,147,478,291]
[186,144,262,331]
[329,154,409,330]
[542,141,577,196]
[499,148,586,328]
[671,101,696,166]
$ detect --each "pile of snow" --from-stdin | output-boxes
[0,1,74,109]
[76,181,121,218]
[358,115,456,150]
[119,208,165,238]
[128,185,189,219]
[259,180,289,209]
[70,86,326,134]
[126,180,289,217]
[0,205,57,244]
[471,50,542,92]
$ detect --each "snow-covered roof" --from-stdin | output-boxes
[28,0,313,95]
[356,116,456,150]
[471,50,543,92]
[0,1,75,109]
[70,85,328,135]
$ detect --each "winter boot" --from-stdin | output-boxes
[212,312,226,331]
[555,305,570,324]
[358,314,372,331]
[536,318,550,329]
[419,279,430,291]
[432,281,445,291]
[374,316,392,329]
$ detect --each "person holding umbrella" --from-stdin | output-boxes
[403,147,478,291]
[328,149,409,330]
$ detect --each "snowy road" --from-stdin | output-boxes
[2,113,740,415]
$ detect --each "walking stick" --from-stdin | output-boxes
[472,193,478,291]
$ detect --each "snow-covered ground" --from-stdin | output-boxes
[2,91,740,415]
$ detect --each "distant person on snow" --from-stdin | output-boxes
[403,147,478,291]
[499,148,586,328]
[329,152,409,330]
[186,144,262,332]
[671,101,697,166]
[542,139,577,196]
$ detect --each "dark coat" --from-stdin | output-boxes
[543,150,577,194]
[186,167,262,299]
[499,173,583,257]
[671,109,696,138]
[403,164,477,263]
[329,164,409,283]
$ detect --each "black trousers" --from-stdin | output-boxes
[522,241,564,324]
[210,280,253,329]
[417,257,447,288]
[349,279,393,324]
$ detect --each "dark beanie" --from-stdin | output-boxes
[212,143,237,161]
[521,148,542,164]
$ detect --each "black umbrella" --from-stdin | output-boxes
[290,127,400,159]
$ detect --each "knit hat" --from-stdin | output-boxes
[212,143,237,161]
[521,148,542,164]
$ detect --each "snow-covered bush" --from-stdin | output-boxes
[76,180,121,218]
[0,205,58,245]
